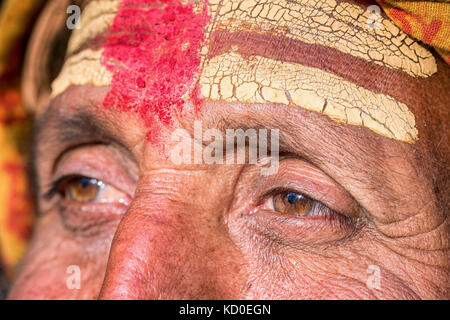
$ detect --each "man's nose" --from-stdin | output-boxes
[98,173,243,299]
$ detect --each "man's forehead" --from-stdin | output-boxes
[51,0,439,143]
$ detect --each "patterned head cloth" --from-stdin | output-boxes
[380,0,450,64]
[0,0,448,279]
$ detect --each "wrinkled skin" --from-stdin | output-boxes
[8,0,450,299]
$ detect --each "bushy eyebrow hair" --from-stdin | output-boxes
[34,105,113,147]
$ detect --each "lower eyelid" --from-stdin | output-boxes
[244,208,357,247]
[96,184,131,205]
[57,201,127,236]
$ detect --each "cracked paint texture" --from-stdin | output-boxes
[67,0,120,56]
[200,51,418,142]
[51,0,430,143]
[207,0,436,77]
[52,49,112,96]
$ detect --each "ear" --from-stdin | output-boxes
[21,0,73,113]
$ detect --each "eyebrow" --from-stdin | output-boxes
[33,95,358,169]
[33,84,412,222]
[34,100,319,164]
[35,107,113,147]
[31,100,138,186]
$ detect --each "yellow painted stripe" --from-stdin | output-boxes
[51,49,112,97]
[207,0,437,77]
[67,0,120,56]
[51,0,421,143]
[199,51,418,142]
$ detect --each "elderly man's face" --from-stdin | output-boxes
[9,0,449,299]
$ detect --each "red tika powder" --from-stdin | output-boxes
[102,0,210,141]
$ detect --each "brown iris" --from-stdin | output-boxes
[272,192,313,216]
[65,177,103,203]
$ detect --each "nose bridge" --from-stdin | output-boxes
[98,172,239,299]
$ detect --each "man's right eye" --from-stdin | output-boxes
[57,176,104,203]
[47,175,129,205]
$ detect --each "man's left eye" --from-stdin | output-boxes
[272,192,314,216]
[264,189,342,221]
[49,175,129,205]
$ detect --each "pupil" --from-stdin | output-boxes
[81,177,93,188]
[287,192,299,204]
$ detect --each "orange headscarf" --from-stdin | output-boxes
[379,0,450,64]
[0,0,43,278]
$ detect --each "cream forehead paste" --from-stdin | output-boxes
[52,0,437,143]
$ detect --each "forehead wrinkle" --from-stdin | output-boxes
[36,83,146,150]
[197,0,439,143]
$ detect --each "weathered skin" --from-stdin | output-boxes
[9,0,450,299]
